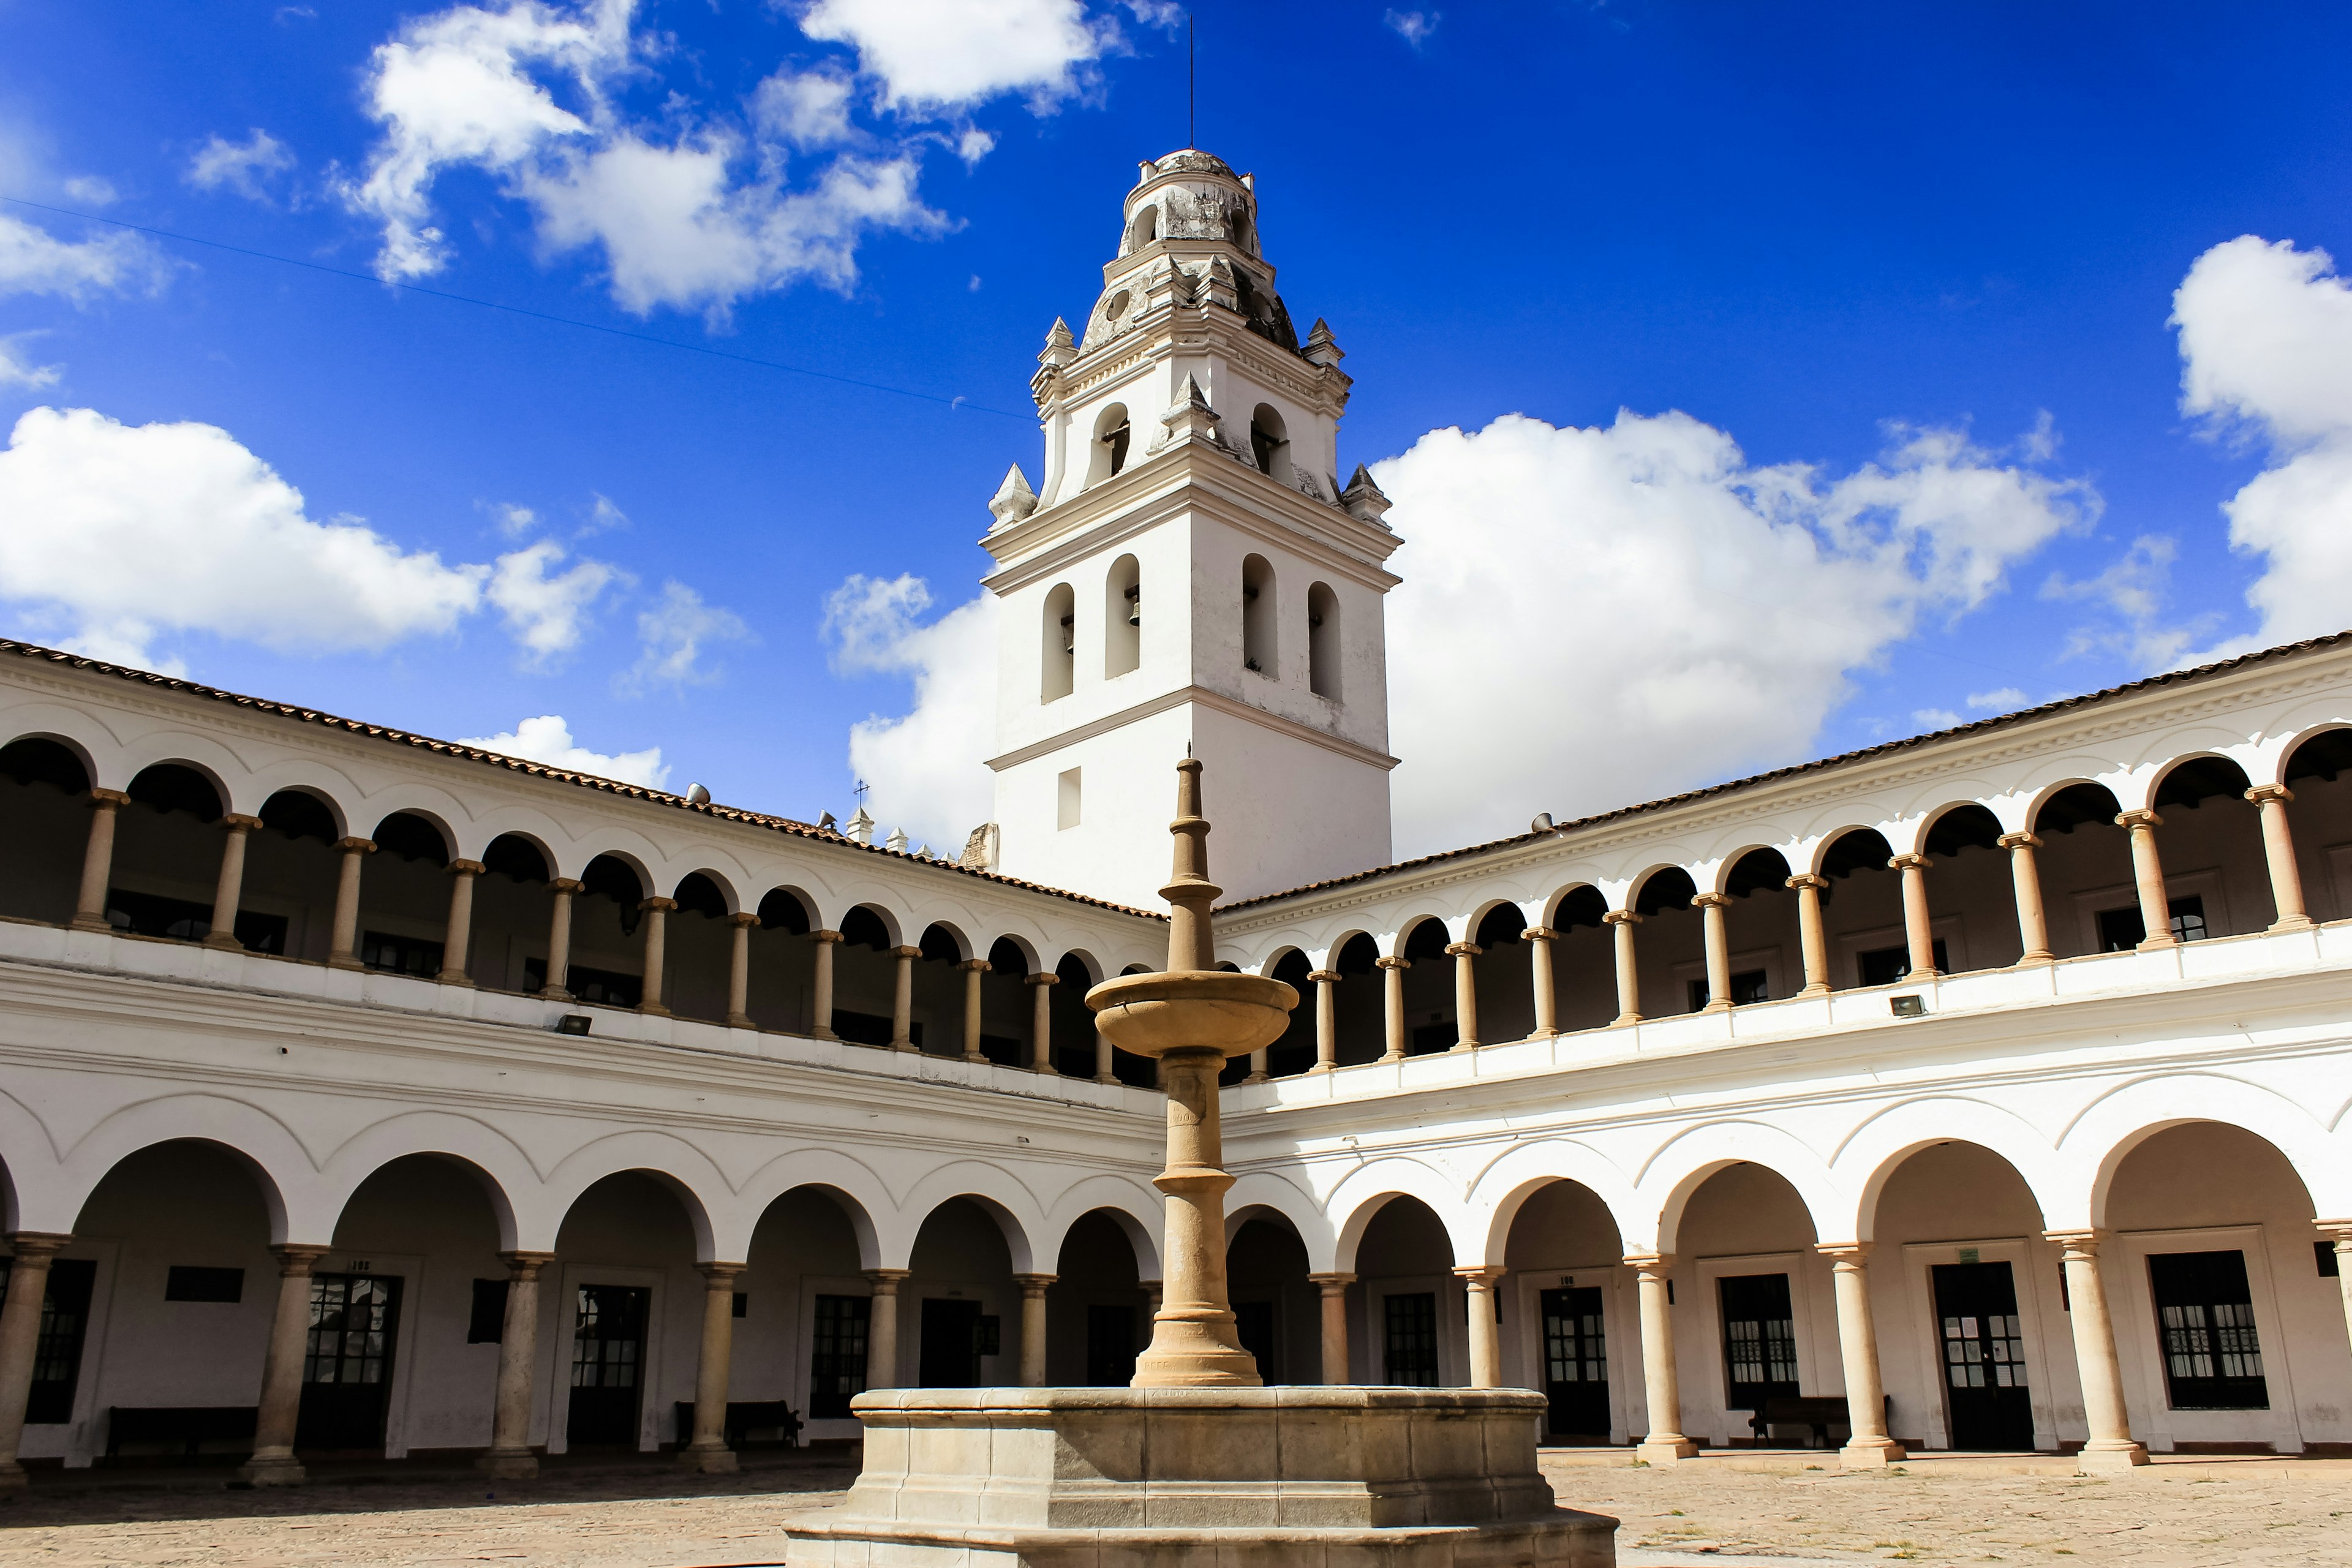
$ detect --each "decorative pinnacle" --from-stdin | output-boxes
[1161,758,1220,973]
[987,464,1039,529]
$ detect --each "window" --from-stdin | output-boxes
[1104,555,1141,677]
[2149,1250,2268,1409]
[165,1265,245,1303]
[522,959,643,1008]
[1058,767,1082,831]
[2097,894,2208,952]
[1248,404,1291,483]
[1085,1304,1138,1386]
[1086,403,1131,486]
[1688,968,1770,1012]
[1384,1292,1439,1385]
[1306,582,1340,699]
[0,1257,96,1425]
[830,1009,921,1049]
[2321,1241,2342,1280]
[104,888,287,953]
[1718,1273,1799,1411]
[1042,582,1076,702]
[1858,939,1947,988]
[1125,202,1157,252]
[810,1294,871,1419]
[1242,554,1277,676]
[469,1278,508,1344]
[362,930,443,978]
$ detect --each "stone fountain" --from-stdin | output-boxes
[785,761,1616,1566]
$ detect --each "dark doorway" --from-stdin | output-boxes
[919,1298,983,1387]
[296,1272,403,1451]
[1233,1297,1277,1382]
[808,1294,870,1419]
[1086,1303,1139,1386]
[1931,1261,2034,1450]
[1719,1273,1800,1414]
[2149,1250,2269,1410]
[1383,1292,1439,1385]
[1539,1286,1610,1440]
[1,1256,96,1426]
[567,1284,650,1447]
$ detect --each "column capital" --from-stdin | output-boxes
[2042,1227,2106,1257]
[957,957,992,973]
[88,787,132,807]
[549,877,584,894]
[1621,1251,1673,1275]
[1785,872,1828,891]
[1689,891,1732,910]
[1602,908,1641,926]
[810,928,845,944]
[1520,925,1558,943]
[1306,969,1341,984]
[862,1267,911,1290]
[1024,971,1060,987]
[2245,783,2294,805]
[448,858,486,876]
[334,835,377,854]
[728,910,760,928]
[499,1250,559,1280]
[1012,1272,1057,1295]
[1996,831,2041,850]
[1887,852,1929,872]
[1306,1271,1357,1290]
[270,1242,333,1273]
[2313,1219,2352,1243]
[696,1261,747,1284]
[222,813,264,832]
[1814,1241,1873,1265]
[2,1231,74,1261]
[639,895,678,913]
[1374,955,1410,971]
[889,944,922,959]
[1442,941,1483,957]
[2114,808,2162,829]
[1451,1264,1506,1286]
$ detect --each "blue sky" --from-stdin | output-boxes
[3,2,2350,858]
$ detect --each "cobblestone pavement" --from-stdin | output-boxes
[0,1450,2346,1566]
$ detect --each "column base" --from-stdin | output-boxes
[436,971,477,987]
[679,1442,739,1474]
[1839,1436,1907,1468]
[891,1040,919,1053]
[1306,1062,1335,1074]
[2013,952,2054,966]
[2269,915,2318,932]
[1636,1436,1698,1465]
[2135,935,2179,952]
[1095,1073,1120,1085]
[1032,1063,1060,1076]
[238,1452,307,1487]
[1610,1012,1643,1028]
[725,1012,755,1028]
[477,1448,540,1480]
[535,985,572,1001]
[1700,1000,1732,1014]
[67,916,113,934]
[638,1001,672,1017]
[1446,1041,1478,1054]
[200,932,246,951]
[1795,982,1831,999]
[1243,1071,1269,1083]
[963,1052,986,1065]
[1378,1050,1406,1065]
[2076,1439,2150,1472]
[0,1458,26,1489]
[330,955,368,972]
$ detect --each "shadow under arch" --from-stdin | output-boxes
[316,1110,539,1254]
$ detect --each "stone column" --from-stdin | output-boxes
[1455,1266,1505,1389]
[2247,786,2315,931]
[725,913,758,1027]
[957,959,989,1061]
[1445,941,1482,1050]
[1997,832,2054,963]
[1027,972,1060,1072]
[202,813,264,949]
[863,1269,908,1390]
[682,1263,743,1473]
[69,790,129,932]
[1888,853,1939,979]
[1816,1243,1904,1466]
[2316,1223,2352,1374]
[1308,1272,1354,1384]
[1522,927,1559,1036]
[1603,910,1643,1026]
[809,930,842,1039]
[1243,1046,1270,1084]
[240,1243,331,1485]
[1014,1273,1055,1387]
[889,945,921,1051]
[1627,1253,1696,1463]
[2043,1230,2149,1470]
[1306,970,1340,1072]
[480,1250,554,1479]
[326,837,374,970]
[1376,956,1409,1061]
[437,859,483,985]
[0,1233,72,1487]
[1094,1024,1115,1084]
[538,879,582,999]
[2114,810,2176,950]
[637,897,676,1015]
[1787,873,1831,997]
[1692,893,1733,1011]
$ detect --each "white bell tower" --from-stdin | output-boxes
[981,149,1400,909]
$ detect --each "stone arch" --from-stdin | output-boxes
[986,930,1041,975]
[1042,581,1076,702]
[918,920,973,963]
[1226,1170,1336,1271]
[2023,777,2124,834]
[481,829,556,883]
[839,900,904,950]
[1806,824,1896,878]
[1711,845,1793,897]
[126,756,229,820]
[369,806,457,864]
[1629,863,1697,916]
[1466,1140,1643,1267]
[1104,552,1142,678]
[670,866,742,916]
[1087,402,1132,486]
[1242,552,1278,675]
[1830,1097,2064,1243]
[756,884,818,933]
[1329,1157,1472,1272]
[2061,1074,2351,1231]
[541,1131,726,1259]
[62,1096,309,1243]
[1641,1120,1844,1256]
[1044,1175,1163,1281]
[1915,799,2005,859]
[1306,581,1341,701]
[728,1147,897,1268]
[117,741,238,813]
[1544,882,1608,931]
[0,717,104,790]
[891,1162,1047,1273]
[0,1087,68,1234]
[1257,943,1306,978]
[2148,749,2257,813]
[1389,913,1451,960]
[2274,721,2352,787]
[315,1110,537,1254]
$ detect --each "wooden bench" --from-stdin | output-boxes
[673,1399,802,1450]
[105,1406,257,1460]
[1747,1395,1891,1449]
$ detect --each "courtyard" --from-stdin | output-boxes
[0,1449,2345,1567]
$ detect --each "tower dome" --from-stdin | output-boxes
[1085,148,1295,355]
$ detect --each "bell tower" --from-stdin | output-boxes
[981,149,1401,908]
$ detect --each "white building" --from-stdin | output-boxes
[0,149,2348,1487]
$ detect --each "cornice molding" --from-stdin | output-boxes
[987,684,1400,774]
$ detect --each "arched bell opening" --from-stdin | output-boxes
[0,737,92,924]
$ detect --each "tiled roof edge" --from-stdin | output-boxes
[1219,627,2352,913]
[0,638,1164,921]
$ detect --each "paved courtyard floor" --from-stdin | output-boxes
[0,1448,2346,1566]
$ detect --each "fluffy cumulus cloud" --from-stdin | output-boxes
[0,212,168,303]
[1374,411,2094,850]
[799,0,1107,110]
[823,572,997,846]
[458,713,666,787]
[628,580,750,689]
[186,129,296,201]
[486,538,619,661]
[2168,235,2352,658]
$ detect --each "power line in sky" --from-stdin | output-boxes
[0,194,1032,421]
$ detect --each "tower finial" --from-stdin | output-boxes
[1162,757,1219,972]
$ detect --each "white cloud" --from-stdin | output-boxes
[343,0,944,314]
[799,0,1107,110]
[486,538,618,661]
[1374,410,2094,853]
[489,501,538,536]
[1966,687,2029,711]
[1385,9,1441,48]
[0,334,61,390]
[584,492,628,532]
[2169,235,2352,659]
[187,129,296,201]
[0,406,486,669]
[61,176,117,206]
[0,212,168,302]
[1912,708,1964,731]
[628,579,750,688]
[458,713,667,786]
[822,572,997,846]
[2041,533,2209,668]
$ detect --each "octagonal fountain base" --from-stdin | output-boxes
[782,1385,1617,1567]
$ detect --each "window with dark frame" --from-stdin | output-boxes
[102,888,288,954]
[1718,1272,1800,1412]
[522,959,644,1008]
[1384,1292,1439,1386]
[810,1294,871,1419]
[2319,1241,2342,1280]
[1858,940,1948,989]
[0,1257,97,1425]
[164,1265,245,1303]
[362,929,444,978]
[1688,968,1770,1012]
[468,1278,508,1343]
[2097,894,2208,952]
[2148,1250,2268,1410]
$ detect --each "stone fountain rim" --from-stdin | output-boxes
[848,1385,1549,1414]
